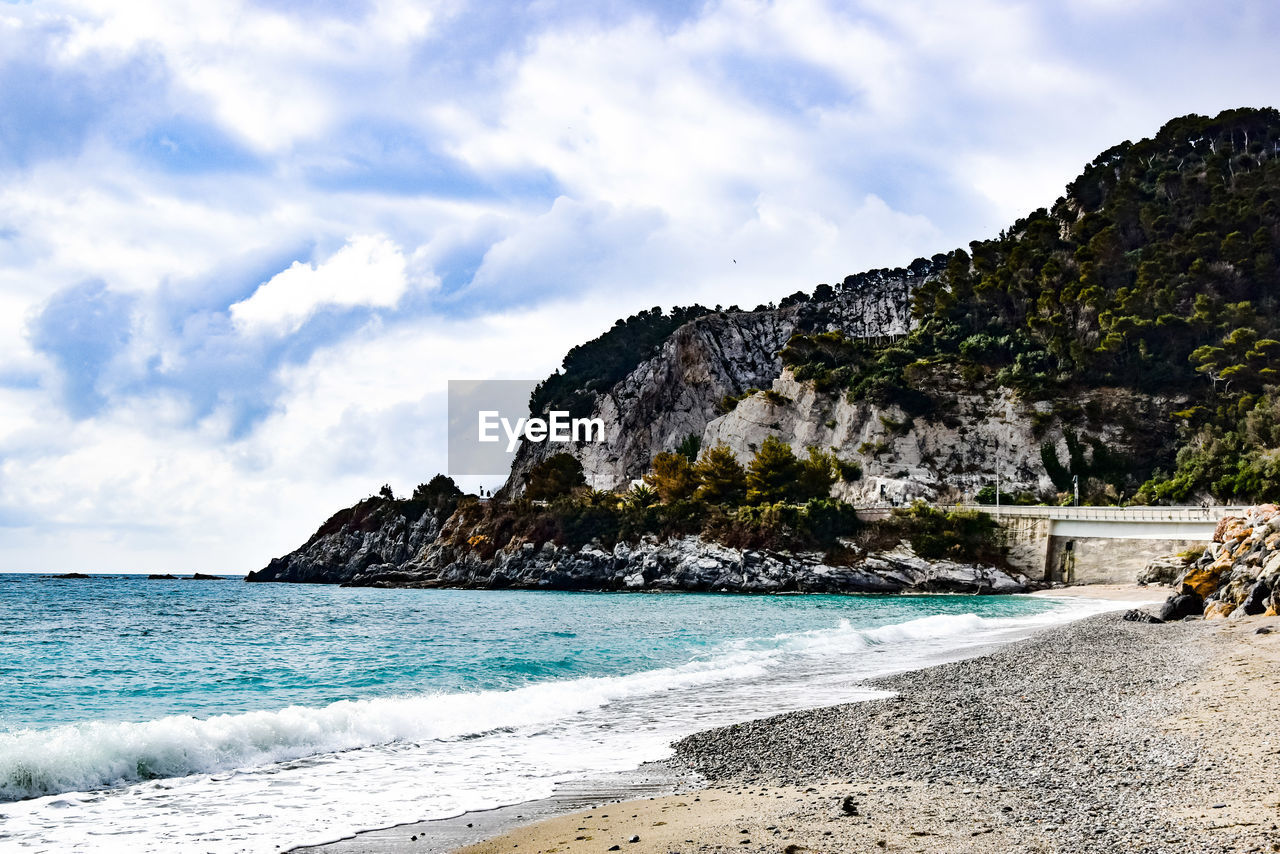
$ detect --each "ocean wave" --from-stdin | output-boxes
[0,596,1114,802]
[744,598,1110,656]
[0,648,768,801]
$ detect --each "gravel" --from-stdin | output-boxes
[674,613,1274,853]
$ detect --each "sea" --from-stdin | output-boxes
[0,574,1132,852]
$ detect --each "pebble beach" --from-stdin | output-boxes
[448,605,1280,854]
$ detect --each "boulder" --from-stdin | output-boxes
[1136,555,1185,586]
[1158,592,1204,621]
[1122,609,1164,624]
[1204,600,1235,620]
[1180,553,1234,598]
[1242,580,1272,616]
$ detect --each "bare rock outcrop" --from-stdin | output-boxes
[504,268,926,493]
[246,497,452,585]
[704,369,1177,505]
[343,535,1029,595]
[1160,504,1280,619]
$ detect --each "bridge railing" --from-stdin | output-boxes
[853,503,1250,523]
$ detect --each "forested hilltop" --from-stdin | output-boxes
[251,107,1280,590]
[520,107,1280,505]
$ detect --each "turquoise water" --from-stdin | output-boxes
[0,574,1127,852]
[0,574,1063,730]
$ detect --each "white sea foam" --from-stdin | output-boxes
[0,594,1131,853]
[0,650,769,801]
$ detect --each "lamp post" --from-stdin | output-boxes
[994,436,1000,510]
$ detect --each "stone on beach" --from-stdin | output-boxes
[1160,503,1280,621]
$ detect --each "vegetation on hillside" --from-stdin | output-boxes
[522,108,1280,505]
[451,443,1004,567]
[529,305,712,416]
[778,108,1280,504]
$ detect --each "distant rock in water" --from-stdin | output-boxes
[189,573,226,580]
[148,573,177,580]
[50,572,91,579]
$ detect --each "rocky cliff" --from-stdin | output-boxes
[342,535,1028,595]
[704,369,1180,506]
[502,256,1181,503]
[505,265,929,493]
[251,108,1280,590]
[246,497,452,585]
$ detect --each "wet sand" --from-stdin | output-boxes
[311,585,1280,854]
[456,608,1280,853]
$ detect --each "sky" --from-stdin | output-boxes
[1,0,1277,573]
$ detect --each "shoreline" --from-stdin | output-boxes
[448,605,1280,853]
[305,585,1173,854]
[292,766,701,854]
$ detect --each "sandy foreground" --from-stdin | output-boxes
[1028,583,1168,602]
[310,586,1280,854]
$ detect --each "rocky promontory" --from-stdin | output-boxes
[248,489,1029,595]
[246,495,454,585]
[342,535,1028,595]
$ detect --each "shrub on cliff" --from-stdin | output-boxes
[887,502,1007,565]
[702,498,859,551]
[796,447,838,500]
[743,438,837,504]
[746,436,803,504]
[646,452,699,502]
[524,454,586,500]
[693,443,747,504]
[413,474,463,503]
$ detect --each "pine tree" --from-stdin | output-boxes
[746,437,802,504]
[694,443,747,504]
[645,452,699,502]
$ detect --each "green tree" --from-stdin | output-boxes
[524,453,586,500]
[412,474,462,502]
[746,437,802,504]
[694,443,747,504]
[645,451,699,502]
[623,483,659,509]
[675,433,702,461]
[795,447,838,500]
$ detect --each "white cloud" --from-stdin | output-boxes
[46,0,442,153]
[0,0,1273,571]
[230,234,414,335]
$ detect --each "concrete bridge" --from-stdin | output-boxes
[858,504,1247,584]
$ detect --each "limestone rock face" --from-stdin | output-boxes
[504,270,923,493]
[342,535,1030,595]
[702,370,1173,505]
[245,497,450,585]
[504,266,1177,504]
